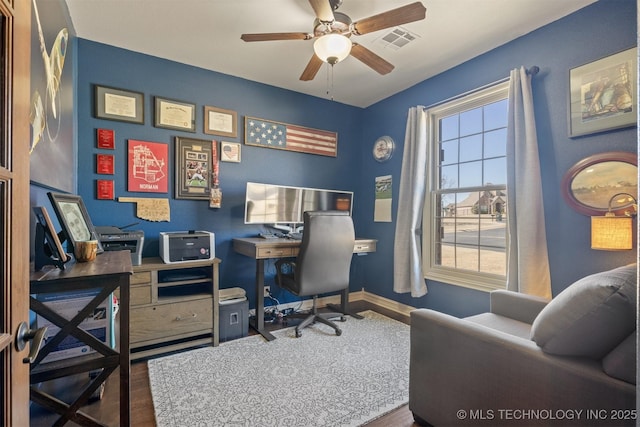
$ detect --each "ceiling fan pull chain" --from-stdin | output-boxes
[331,65,335,101]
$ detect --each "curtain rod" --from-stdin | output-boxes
[422,65,539,111]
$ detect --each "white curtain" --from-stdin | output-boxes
[506,67,552,299]
[393,106,428,297]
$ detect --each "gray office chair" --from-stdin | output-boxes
[275,210,355,337]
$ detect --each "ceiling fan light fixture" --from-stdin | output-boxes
[313,33,352,64]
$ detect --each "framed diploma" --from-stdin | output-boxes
[94,85,144,124]
[204,105,237,138]
[154,97,196,132]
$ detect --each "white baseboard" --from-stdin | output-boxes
[249,290,415,319]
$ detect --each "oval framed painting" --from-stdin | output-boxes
[561,151,637,216]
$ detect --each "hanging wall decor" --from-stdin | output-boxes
[569,47,637,137]
[175,137,214,200]
[155,97,196,132]
[127,140,168,193]
[204,105,237,138]
[561,151,637,216]
[244,116,338,157]
[220,141,241,163]
[210,140,222,208]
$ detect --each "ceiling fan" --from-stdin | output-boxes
[240,0,427,81]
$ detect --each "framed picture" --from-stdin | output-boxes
[204,105,238,138]
[32,206,70,269]
[154,97,196,132]
[569,47,637,137]
[127,140,169,193]
[94,85,144,124]
[220,141,241,163]
[245,116,338,157]
[561,151,637,216]
[175,137,214,200]
[46,192,104,254]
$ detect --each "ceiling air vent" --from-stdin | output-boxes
[374,26,420,50]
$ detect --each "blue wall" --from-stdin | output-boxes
[55,0,636,316]
[73,41,364,309]
[356,0,637,316]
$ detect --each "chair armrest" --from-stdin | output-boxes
[409,308,635,426]
[489,290,549,324]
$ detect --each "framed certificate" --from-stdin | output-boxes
[204,105,237,138]
[94,85,144,124]
[154,97,196,132]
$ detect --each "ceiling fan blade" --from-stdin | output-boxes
[352,2,426,35]
[300,54,324,81]
[241,32,311,42]
[350,44,394,75]
[308,0,335,22]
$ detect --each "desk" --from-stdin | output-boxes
[29,251,131,426]
[233,237,376,341]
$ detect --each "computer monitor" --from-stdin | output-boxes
[244,182,353,229]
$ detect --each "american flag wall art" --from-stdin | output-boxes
[244,117,338,157]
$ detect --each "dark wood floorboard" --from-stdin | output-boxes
[30,301,419,426]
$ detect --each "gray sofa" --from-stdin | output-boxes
[409,264,637,426]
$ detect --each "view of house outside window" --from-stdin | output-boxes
[423,81,509,291]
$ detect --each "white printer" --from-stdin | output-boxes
[159,231,215,264]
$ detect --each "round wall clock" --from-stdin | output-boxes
[373,136,395,162]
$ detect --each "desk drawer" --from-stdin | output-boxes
[131,271,151,285]
[131,284,152,306]
[256,247,295,258]
[131,298,213,343]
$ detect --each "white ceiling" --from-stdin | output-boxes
[64,0,596,108]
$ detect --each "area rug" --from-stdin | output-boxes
[148,310,410,427]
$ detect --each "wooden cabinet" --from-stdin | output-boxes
[130,257,220,360]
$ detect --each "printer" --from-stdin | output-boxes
[96,226,144,266]
[159,231,215,264]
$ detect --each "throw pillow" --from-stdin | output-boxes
[602,332,636,384]
[530,263,636,359]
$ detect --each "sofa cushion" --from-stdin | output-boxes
[602,332,636,384]
[530,263,636,359]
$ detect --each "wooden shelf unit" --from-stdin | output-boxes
[29,250,132,426]
[130,257,220,360]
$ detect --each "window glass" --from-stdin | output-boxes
[459,107,482,137]
[424,82,509,291]
[440,115,459,141]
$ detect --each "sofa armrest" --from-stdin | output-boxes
[409,308,635,426]
[489,290,549,324]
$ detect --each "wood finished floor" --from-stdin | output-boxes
[30,301,419,427]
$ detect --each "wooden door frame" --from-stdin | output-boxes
[2,0,31,424]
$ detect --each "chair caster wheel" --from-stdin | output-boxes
[295,329,302,338]
[335,328,342,336]
[340,316,347,322]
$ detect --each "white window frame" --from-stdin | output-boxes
[422,81,509,292]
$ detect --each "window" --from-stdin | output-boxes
[423,82,509,291]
